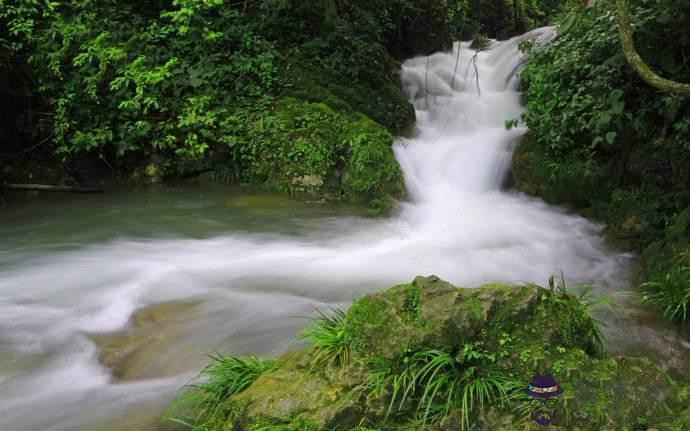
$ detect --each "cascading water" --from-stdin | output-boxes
[1,28,687,430]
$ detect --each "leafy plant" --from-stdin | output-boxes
[413,348,518,428]
[165,353,278,430]
[545,273,631,354]
[641,258,690,324]
[298,306,351,369]
[362,345,520,429]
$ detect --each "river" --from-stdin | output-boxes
[1,28,688,430]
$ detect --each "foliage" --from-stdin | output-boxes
[165,353,279,430]
[298,306,351,369]
[447,0,566,41]
[641,254,690,323]
[0,0,423,203]
[545,273,629,355]
[58,2,272,157]
[616,0,690,95]
[362,345,520,429]
[1,0,570,198]
[514,0,690,324]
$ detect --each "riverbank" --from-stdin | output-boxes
[513,0,690,328]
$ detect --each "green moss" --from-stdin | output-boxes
[226,97,403,207]
[343,295,393,355]
[169,277,690,431]
[283,56,415,137]
[511,136,607,208]
[464,296,483,320]
[386,283,425,327]
[340,115,405,204]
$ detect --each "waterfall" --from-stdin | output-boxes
[0,28,641,431]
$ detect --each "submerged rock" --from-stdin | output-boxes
[175,276,690,430]
[89,300,201,381]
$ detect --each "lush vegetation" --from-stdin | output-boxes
[1,0,563,209]
[513,0,690,325]
[167,276,690,430]
[1,0,427,206]
[2,0,689,429]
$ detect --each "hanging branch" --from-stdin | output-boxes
[424,55,430,107]
[465,50,482,97]
[473,52,481,97]
[2,183,103,193]
[451,42,462,90]
[615,0,690,95]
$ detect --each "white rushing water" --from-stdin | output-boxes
[0,28,648,430]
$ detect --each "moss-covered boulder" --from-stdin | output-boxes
[89,300,203,381]
[171,276,690,430]
[236,97,405,211]
[343,276,600,361]
[285,61,416,138]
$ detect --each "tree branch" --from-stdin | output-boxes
[616,0,690,95]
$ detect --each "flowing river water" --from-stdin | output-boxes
[1,28,689,430]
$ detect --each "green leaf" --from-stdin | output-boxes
[606,131,617,145]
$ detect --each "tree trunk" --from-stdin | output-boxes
[2,183,104,193]
[616,0,690,95]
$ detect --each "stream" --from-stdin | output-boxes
[1,28,688,431]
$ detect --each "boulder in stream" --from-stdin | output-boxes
[171,276,690,430]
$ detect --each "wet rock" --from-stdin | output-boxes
[190,277,689,430]
[89,300,200,381]
[292,175,324,191]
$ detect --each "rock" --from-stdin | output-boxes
[144,163,161,183]
[291,174,324,192]
[181,277,690,430]
[343,275,588,360]
[89,300,201,380]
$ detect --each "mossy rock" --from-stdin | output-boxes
[284,59,416,137]
[89,300,201,381]
[511,136,606,209]
[222,351,368,430]
[343,275,597,361]
[238,97,404,210]
[189,277,689,430]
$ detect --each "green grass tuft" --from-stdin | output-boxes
[164,353,278,430]
[298,306,351,369]
[641,258,690,324]
[361,345,520,429]
[546,273,631,355]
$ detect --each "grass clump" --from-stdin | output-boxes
[362,344,520,430]
[298,307,351,369]
[545,273,630,355]
[165,353,279,430]
[642,256,690,324]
